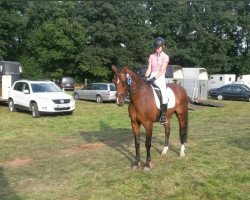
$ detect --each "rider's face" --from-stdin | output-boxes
[155,46,163,53]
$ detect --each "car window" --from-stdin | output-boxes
[62,77,74,83]
[23,83,30,92]
[92,84,100,90]
[31,83,62,93]
[110,85,116,91]
[99,84,107,90]
[241,85,250,91]
[13,82,23,91]
[84,85,91,90]
[223,86,232,92]
[233,87,242,92]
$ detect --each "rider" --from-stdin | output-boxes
[144,37,169,124]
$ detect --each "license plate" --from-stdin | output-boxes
[57,104,68,108]
[66,84,70,86]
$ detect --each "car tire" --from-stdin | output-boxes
[217,95,223,100]
[74,93,79,100]
[30,102,41,118]
[96,95,103,103]
[8,99,17,112]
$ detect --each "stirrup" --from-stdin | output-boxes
[160,115,167,124]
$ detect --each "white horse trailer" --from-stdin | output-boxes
[182,67,208,102]
[0,61,22,102]
[165,65,184,85]
[236,74,250,88]
[208,74,236,90]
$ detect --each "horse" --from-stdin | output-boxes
[112,65,189,171]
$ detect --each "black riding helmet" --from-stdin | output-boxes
[153,37,165,49]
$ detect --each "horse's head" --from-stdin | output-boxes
[112,65,130,106]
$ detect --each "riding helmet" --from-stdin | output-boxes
[153,37,165,49]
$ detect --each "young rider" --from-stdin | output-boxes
[144,37,169,124]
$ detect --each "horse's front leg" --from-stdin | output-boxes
[143,123,153,171]
[161,121,171,155]
[131,120,141,171]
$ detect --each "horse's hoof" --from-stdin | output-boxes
[131,164,138,171]
[180,152,185,157]
[143,166,150,171]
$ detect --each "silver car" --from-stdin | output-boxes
[73,83,116,103]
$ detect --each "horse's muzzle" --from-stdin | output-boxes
[116,97,125,106]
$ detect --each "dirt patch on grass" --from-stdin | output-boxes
[1,158,32,168]
[60,141,116,156]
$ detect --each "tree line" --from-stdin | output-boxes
[0,1,249,82]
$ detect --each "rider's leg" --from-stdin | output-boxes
[154,75,169,124]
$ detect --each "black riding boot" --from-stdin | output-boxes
[160,103,168,125]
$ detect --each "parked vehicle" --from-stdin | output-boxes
[0,61,22,102]
[8,80,75,117]
[182,67,209,102]
[208,84,250,102]
[73,83,116,103]
[56,76,74,91]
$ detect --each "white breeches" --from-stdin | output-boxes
[150,72,169,104]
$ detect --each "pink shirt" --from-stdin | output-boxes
[148,51,169,72]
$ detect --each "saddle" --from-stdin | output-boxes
[151,83,163,106]
[149,83,176,109]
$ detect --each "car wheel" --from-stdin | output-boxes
[74,93,79,100]
[217,95,223,100]
[30,102,41,118]
[8,99,16,112]
[96,95,103,103]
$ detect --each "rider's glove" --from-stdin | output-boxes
[147,77,156,84]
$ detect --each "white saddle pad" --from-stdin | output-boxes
[151,86,176,109]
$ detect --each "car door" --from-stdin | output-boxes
[91,84,100,100]
[79,84,92,100]
[232,86,246,100]
[13,82,30,109]
[222,86,233,99]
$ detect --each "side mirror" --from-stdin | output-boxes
[23,90,30,94]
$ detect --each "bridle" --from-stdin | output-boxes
[114,72,147,99]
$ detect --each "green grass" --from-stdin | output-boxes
[0,99,249,200]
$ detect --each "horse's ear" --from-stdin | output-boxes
[124,66,129,70]
[111,65,117,73]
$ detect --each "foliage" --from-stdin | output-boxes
[0,1,249,82]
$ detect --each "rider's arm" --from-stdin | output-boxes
[145,62,152,77]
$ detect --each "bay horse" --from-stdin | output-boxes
[112,65,189,171]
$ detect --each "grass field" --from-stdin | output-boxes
[0,99,249,200]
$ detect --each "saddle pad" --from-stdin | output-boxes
[151,86,176,109]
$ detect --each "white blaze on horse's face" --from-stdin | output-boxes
[117,77,120,85]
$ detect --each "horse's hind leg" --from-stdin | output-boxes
[177,111,188,157]
[161,119,171,155]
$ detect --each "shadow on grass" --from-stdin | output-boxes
[228,136,250,151]
[80,121,135,163]
[80,121,181,164]
[0,167,21,200]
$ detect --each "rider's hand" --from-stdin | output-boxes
[147,77,156,84]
